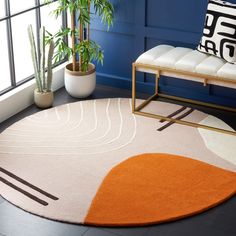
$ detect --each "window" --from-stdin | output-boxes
[12,10,37,83]
[0,1,6,18]
[0,0,67,95]
[0,21,11,91]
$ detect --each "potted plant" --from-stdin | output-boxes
[45,0,114,98]
[28,25,55,108]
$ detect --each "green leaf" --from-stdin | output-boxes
[44,0,114,72]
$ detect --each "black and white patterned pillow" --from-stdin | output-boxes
[197,0,236,63]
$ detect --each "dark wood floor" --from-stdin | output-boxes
[0,85,236,236]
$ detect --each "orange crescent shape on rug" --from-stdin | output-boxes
[84,153,236,226]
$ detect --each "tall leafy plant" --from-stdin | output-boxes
[45,0,114,72]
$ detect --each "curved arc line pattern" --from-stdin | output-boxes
[1,98,236,226]
[72,99,98,138]
[82,98,111,142]
[0,99,137,155]
[0,99,107,143]
[5,100,98,137]
[55,107,61,121]
[9,104,72,130]
[63,101,84,135]
[0,99,118,146]
[8,101,85,136]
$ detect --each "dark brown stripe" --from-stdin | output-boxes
[160,106,187,123]
[0,176,48,206]
[158,108,194,131]
[0,167,58,200]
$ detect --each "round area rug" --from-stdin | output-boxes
[0,98,236,226]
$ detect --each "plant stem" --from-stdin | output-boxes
[79,13,83,71]
[71,10,76,71]
[47,39,54,92]
[87,0,90,42]
[40,27,46,90]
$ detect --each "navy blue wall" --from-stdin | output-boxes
[91,0,236,107]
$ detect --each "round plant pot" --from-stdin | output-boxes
[64,63,96,98]
[34,90,54,109]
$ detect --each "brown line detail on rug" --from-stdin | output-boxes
[0,176,48,206]
[159,106,187,123]
[0,167,58,200]
[158,108,194,131]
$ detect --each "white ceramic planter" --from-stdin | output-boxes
[34,90,54,109]
[64,63,96,98]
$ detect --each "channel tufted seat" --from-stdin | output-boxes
[135,45,236,89]
[132,44,236,136]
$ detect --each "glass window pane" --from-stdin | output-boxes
[41,2,62,65]
[10,0,35,14]
[0,0,6,18]
[11,11,36,83]
[0,21,11,91]
[40,2,62,35]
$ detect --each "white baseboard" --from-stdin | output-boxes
[0,63,66,124]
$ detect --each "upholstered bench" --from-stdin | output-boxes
[132,45,236,136]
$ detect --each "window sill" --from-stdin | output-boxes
[0,62,67,123]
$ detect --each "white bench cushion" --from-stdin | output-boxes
[217,63,236,80]
[154,47,192,68]
[195,56,225,76]
[175,50,208,72]
[136,45,236,82]
[136,45,174,65]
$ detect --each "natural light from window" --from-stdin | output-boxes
[0,1,5,18]
[10,0,35,14]
[0,0,64,94]
[0,21,11,90]
[12,10,36,83]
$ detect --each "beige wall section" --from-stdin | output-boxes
[0,63,66,124]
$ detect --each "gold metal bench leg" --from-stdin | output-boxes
[131,63,236,136]
[155,72,160,95]
[132,63,136,113]
[132,64,158,112]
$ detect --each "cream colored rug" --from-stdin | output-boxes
[0,98,236,226]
